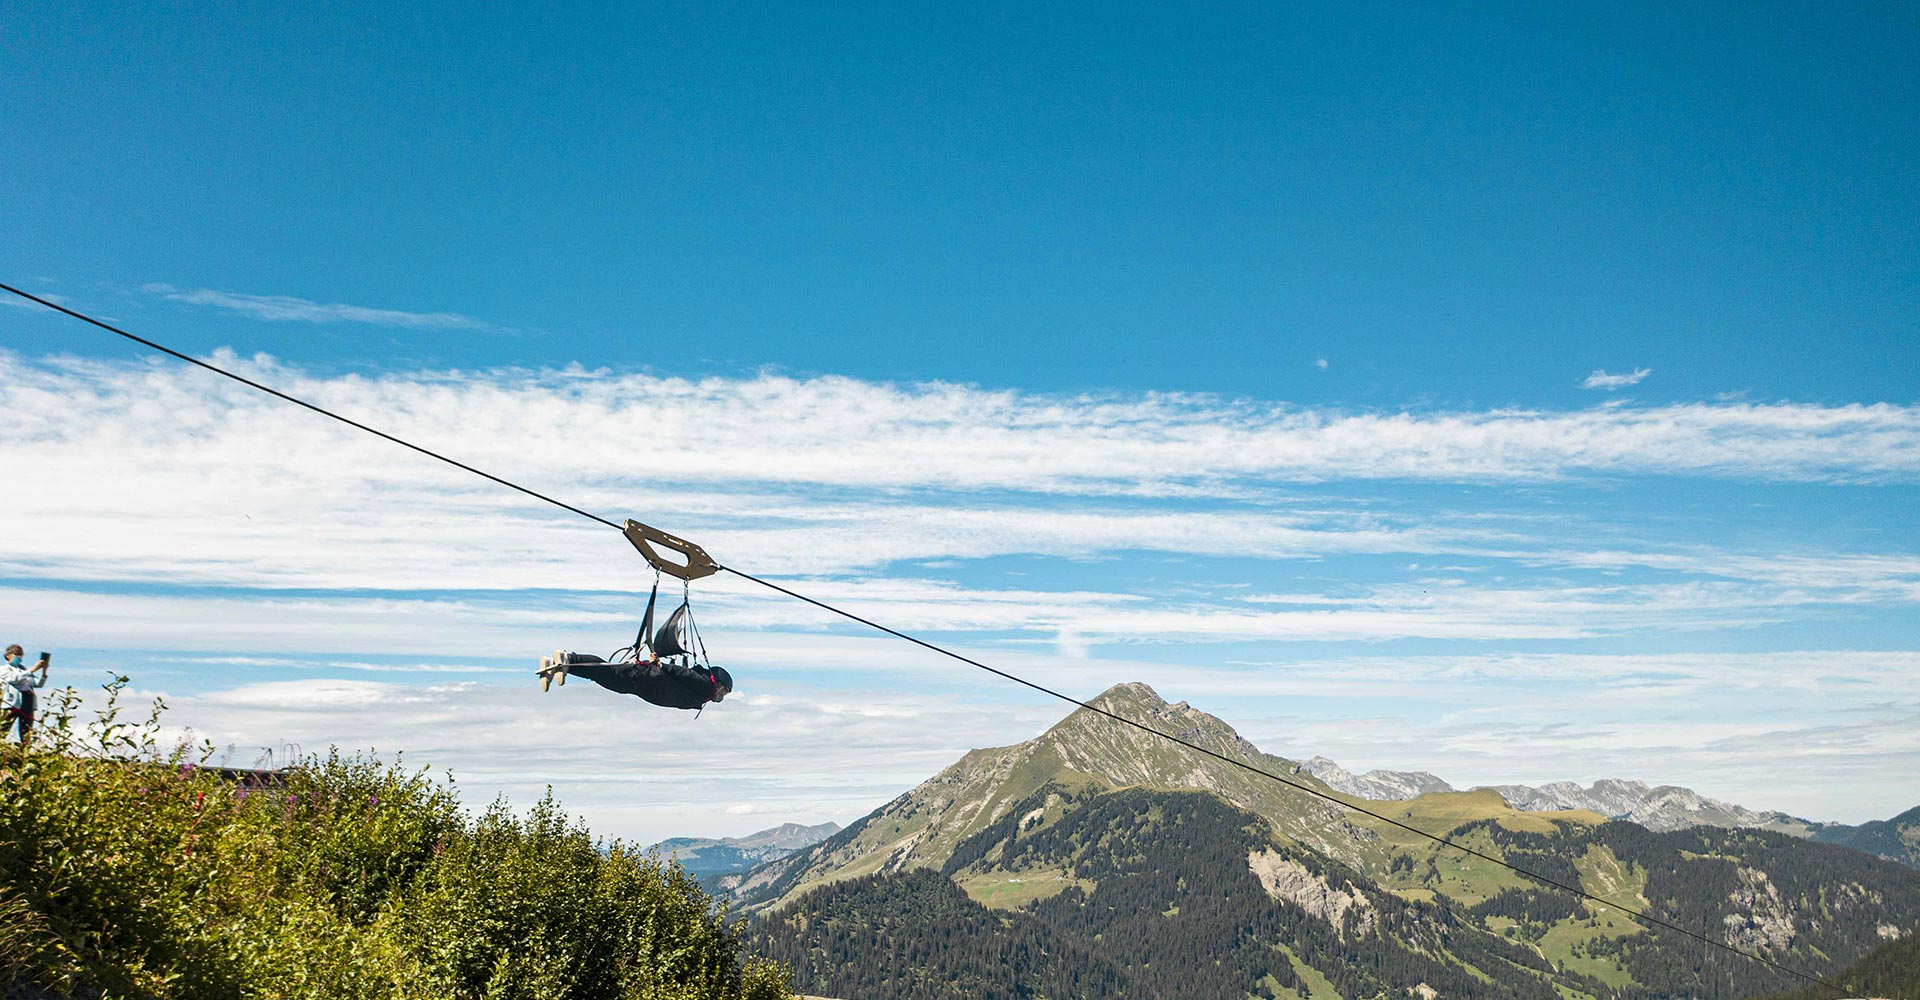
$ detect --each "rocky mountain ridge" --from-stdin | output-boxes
[1483,779,1812,835]
[1299,755,1452,801]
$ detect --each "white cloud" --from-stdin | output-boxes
[201,678,406,709]
[5,354,1913,505]
[1583,367,1652,390]
[141,284,506,332]
[1314,357,1329,371]
[726,802,807,816]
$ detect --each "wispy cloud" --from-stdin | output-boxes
[0,292,68,310]
[1583,367,1652,390]
[141,284,507,332]
[5,355,1914,501]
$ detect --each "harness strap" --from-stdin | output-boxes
[633,575,660,657]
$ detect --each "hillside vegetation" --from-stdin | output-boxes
[0,678,792,1000]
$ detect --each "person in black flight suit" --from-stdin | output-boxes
[538,650,732,710]
[540,583,733,710]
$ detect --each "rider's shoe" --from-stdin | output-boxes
[550,649,570,686]
[537,655,557,692]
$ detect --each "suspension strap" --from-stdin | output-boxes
[634,572,661,656]
[687,579,712,667]
[676,577,712,668]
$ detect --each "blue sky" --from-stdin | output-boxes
[3,2,1917,841]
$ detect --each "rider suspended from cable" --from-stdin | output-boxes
[537,521,734,711]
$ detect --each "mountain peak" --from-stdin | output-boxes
[737,682,1371,913]
[1041,684,1269,782]
[1086,681,1168,711]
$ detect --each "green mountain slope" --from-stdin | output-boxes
[739,683,1920,1000]
[1813,805,1920,870]
[754,789,1578,1000]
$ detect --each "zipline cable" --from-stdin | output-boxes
[2,281,1847,996]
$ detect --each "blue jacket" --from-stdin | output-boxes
[1,656,45,711]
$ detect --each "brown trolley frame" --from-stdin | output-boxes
[622,519,719,581]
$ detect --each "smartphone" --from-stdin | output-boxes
[37,652,48,664]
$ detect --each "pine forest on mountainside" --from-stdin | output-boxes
[1755,933,1920,1000]
[733,683,1920,1000]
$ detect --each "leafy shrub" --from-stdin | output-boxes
[0,677,791,1000]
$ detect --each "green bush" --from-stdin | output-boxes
[0,676,792,1000]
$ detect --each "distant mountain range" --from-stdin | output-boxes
[646,821,840,885]
[1297,756,1919,866]
[1295,756,1455,802]
[729,682,1920,1000]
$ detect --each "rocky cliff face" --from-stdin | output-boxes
[1247,848,1375,936]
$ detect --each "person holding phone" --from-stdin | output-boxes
[2,645,50,744]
